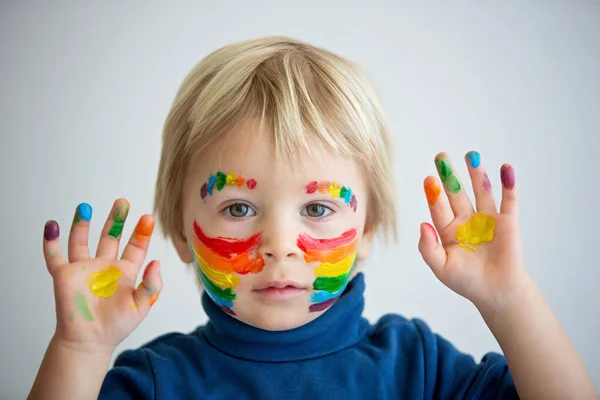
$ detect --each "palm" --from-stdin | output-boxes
[43,199,161,351]
[420,153,527,308]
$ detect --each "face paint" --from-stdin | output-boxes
[482,172,492,191]
[74,290,94,321]
[74,203,92,223]
[467,151,481,168]
[44,220,59,241]
[455,213,496,251]
[435,159,461,194]
[200,171,257,200]
[500,165,515,190]
[297,229,358,312]
[108,203,129,238]
[424,180,441,205]
[306,181,358,212]
[86,266,123,298]
[189,221,264,315]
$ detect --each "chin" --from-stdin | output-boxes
[239,306,311,331]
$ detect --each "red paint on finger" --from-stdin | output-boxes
[482,173,492,191]
[500,165,515,190]
[44,220,59,241]
[424,222,438,243]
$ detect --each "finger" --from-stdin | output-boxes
[43,220,67,274]
[418,222,447,278]
[121,214,155,267]
[465,151,497,213]
[68,203,93,262]
[435,153,474,217]
[500,164,518,215]
[133,260,162,313]
[424,176,454,231]
[96,199,130,259]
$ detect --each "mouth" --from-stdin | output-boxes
[253,281,308,301]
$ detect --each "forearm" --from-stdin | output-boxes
[479,280,597,400]
[28,335,113,400]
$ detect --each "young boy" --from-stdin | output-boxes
[29,36,596,399]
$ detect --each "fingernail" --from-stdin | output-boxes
[435,158,461,194]
[44,220,59,241]
[467,151,481,168]
[75,203,93,223]
[500,165,515,190]
[424,179,441,205]
[134,215,155,241]
[108,201,129,238]
[424,222,438,243]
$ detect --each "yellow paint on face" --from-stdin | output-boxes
[328,182,342,198]
[315,253,356,277]
[192,246,240,289]
[226,173,236,186]
[86,266,122,298]
[456,213,496,251]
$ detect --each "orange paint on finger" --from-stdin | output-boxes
[134,215,155,243]
[424,179,441,205]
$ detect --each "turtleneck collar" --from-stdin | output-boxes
[200,273,370,362]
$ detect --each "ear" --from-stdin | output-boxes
[173,230,193,263]
[357,227,376,259]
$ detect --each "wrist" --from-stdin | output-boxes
[50,334,116,360]
[474,274,538,320]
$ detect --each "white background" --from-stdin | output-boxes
[1,1,598,397]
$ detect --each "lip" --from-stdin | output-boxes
[253,280,308,301]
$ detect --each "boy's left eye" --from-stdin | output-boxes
[301,203,334,218]
[224,203,256,218]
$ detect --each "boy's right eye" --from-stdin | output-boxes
[223,203,256,219]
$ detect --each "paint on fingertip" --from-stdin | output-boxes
[134,215,155,242]
[424,222,438,243]
[76,203,93,222]
[87,266,123,298]
[424,180,441,205]
[44,220,59,241]
[500,165,515,190]
[435,159,461,194]
[482,173,492,191]
[455,213,496,251]
[74,290,94,321]
[108,203,129,238]
[467,151,481,168]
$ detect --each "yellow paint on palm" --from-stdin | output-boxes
[192,246,240,289]
[314,253,356,277]
[456,213,496,251]
[86,266,123,298]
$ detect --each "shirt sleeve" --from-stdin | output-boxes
[413,318,519,400]
[98,349,156,400]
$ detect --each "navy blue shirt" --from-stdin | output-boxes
[100,274,518,399]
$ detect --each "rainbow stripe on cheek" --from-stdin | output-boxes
[200,171,257,199]
[189,221,265,315]
[297,229,358,312]
[306,181,357,212]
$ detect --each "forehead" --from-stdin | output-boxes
[190,121,365,189]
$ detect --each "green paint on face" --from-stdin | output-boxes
[198,268,236,301]
[215,172,227,191]
[435,159,461,194]
[313,274,349,292]
[108,205,128,238]
[74,291,94,321]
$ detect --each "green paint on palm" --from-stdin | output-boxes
[313,274,349,292]
[74,291,94,321]
[67,314,74,323]
[435,159,461,194]
[108,206,128,238]
[215,172,227,191]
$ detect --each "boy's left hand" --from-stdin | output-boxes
[418,151,532,312]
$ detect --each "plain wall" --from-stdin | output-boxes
[1,1,598,397]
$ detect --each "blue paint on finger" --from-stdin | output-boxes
[467,151,481,168]
[77,203,93,222]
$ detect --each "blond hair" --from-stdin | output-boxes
[155,36,397,243]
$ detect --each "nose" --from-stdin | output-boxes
[258,221,301,262]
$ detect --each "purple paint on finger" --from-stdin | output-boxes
[482,173,492,191]
[44,221,59,241]
[309,297,338,312]
[500,165,515,190]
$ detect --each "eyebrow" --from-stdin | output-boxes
[200,171,257,200]
[305,180,358,212]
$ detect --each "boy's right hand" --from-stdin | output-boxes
[42,198,162,355]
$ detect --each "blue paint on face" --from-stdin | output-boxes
[77,203,93,222]
[467,151,481,168]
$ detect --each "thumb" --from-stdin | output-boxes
[418,223,447,278]
[133,260,162,313]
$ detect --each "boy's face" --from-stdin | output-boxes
[174,122,373,331]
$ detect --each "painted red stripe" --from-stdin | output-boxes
[297,228,357,252]
[193,221,262,258]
